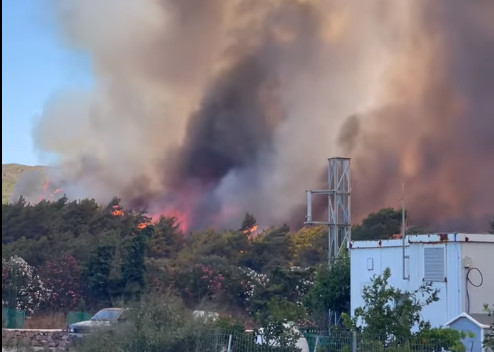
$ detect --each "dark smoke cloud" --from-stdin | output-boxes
[174,55,281,185]
[349,0,494,232]
[29,0,494,232]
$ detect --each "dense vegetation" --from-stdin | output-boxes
[2,195,417,327]
[2,196,491,351]
[2,196,339,328]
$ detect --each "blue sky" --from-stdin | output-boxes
[2,0,92,166]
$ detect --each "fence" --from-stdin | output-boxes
[1,308,25,329]
[190,329,460,352]
[301,330,458,352]
[151,329,302,352]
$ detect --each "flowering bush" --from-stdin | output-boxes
[39,255,83,311]
[2,256,48,316]
[215,266,270,311]
[237,267,269,302]
[289,266,315,305]
[175,264,226,305]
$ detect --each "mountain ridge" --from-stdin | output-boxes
[2,163,45,204]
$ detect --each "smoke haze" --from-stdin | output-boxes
[30,0,494,232]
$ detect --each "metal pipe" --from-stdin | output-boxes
[227,334,232,352]
[306,190,312,223]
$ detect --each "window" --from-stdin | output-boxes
[424,247,445,282]
[367,258,374,271]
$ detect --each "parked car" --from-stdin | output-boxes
[68,308,128,339]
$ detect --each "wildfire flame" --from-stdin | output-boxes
[242,225,258,234]
[111,205,125,216]
[137,222,149,230]
[109,204,188,232]
[38,180,64,201]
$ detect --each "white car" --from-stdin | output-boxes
[68,308,127,339]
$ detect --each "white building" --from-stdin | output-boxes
[349,233,494,328]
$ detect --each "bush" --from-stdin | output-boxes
[2,256,49,316]
[73,292,303,352]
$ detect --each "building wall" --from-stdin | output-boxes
[350,240,463,328]
[448,318,482,352]
[460,242,494,315]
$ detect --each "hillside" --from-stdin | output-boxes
[2,163,45,204]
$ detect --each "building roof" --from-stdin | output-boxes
[349,233,494,249]
[445,312,492,329]
[469,313,494,327]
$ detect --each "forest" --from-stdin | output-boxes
[2,196,493,330]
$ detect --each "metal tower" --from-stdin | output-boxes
[305,157,351,264]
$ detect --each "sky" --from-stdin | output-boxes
[2,0,92,166]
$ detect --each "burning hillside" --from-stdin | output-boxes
[23,0,494,232]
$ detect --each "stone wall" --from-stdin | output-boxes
[2,329,69,351]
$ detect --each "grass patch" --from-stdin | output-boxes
[24,312,67,329]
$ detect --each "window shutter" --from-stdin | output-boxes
[424,247,445,282]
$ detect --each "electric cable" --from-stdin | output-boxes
[465,267,483,313]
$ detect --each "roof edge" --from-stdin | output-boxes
[349,233,494,249]
[445,312,491,329]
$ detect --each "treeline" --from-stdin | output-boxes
[2,196,337,327]
[6,196,486,329]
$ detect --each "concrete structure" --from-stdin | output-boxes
[446,313,492,352]
[349,233,494,328]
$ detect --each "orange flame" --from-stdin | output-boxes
[38,180,64,201]
[112,208,125,216]
[242,225,258,234]
[137,222,149,229]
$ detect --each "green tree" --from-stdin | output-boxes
[345,267,438,340]
[81,244,116,307]
[119,232,148,300]
[241,225,291,272]
[148,216,184,259]
[289,226,326,267]
[352,208,403,241]
[484,304,494,350]
[303,251,350,328]
[250,266,314,323]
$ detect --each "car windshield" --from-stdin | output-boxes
[91,309,122,321]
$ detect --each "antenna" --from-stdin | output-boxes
[305,157,351,265]
[401,183,409,280]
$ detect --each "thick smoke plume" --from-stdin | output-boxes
[32,0,494,232]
